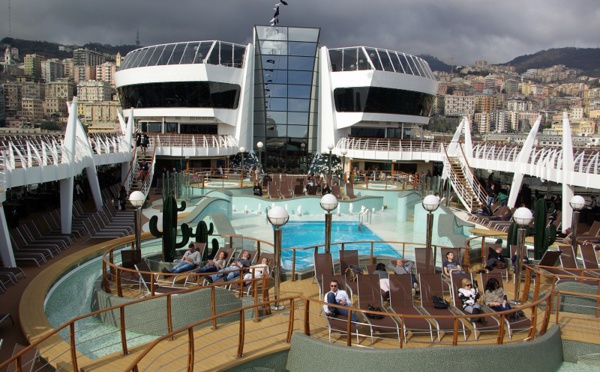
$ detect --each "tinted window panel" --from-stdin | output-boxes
[288,99,310,112]
[329,49,343,72]
[265,98,287,111]
[333,87,435,116]
[220,43,233,66]
[262,56,287,69]
[288,28,319,42]
[288,112,309,125]
[117,82,240,109]
[157,44,175,66]
[289,42,317,56]
[147,46,165,66]
[288,85,311,99]
[288,56,315,71]
[265,111,287,125]
[288,71,313,84]
[168,43,186,65]
[265,84,288,98]
[264,70,287,84]
[180,42,199,64]
[365,48,382,70]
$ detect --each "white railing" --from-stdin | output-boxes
[442,143,487,212]
[154,134,238,149]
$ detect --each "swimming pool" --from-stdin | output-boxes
[280,221,401,270]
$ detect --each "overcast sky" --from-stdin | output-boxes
[3,0,599,65]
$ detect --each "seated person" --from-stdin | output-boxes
[243,257,270,284]
[321,182,331,195]
[253,182,263,196]
[388,259,419,290]
[511,254,531,271]
[196,251,228,274]
[162,243,201,274]
[373,263,390,299]
[323,280,359,321]
[443,251,465,275]
[483,277,511,312]
[208,251,252,282]
[486,245,507,271]
[458,278,485,324]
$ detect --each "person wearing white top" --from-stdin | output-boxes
[243,257,270,284]
[323,280,359,321]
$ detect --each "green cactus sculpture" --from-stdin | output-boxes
[149,195,190,262]
[190,221,215,261]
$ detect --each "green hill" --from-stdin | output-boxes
[501,47,600,77]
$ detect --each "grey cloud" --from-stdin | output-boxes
[4,0,599,65]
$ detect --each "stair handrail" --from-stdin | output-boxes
[456,143,488,205]
[121,146,139,193]
[441,143,487,212]
[139,146,158,198]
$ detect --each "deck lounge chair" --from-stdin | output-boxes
[268,182,282,199]
[0,313,14,326]
[314,252,335,294]
[414,247,435,275]
[356,274,401,344]
[209,250,258,287]
[580,244,600,271]
[483,243,509,281]
[239,252,276,296]
[339,250,359,294]
[479,271,531,339]
[135,261,183,296]
[418,273,468,341]
[344,183,357,199]
[320,274,361,343]
[449,272,500,340]
[185,247,235,287]
[557,245,598,284]
[388,274,434,342]
[332,184,343,200]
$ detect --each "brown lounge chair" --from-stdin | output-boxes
[388,274,434,342]
[356,274,401,344]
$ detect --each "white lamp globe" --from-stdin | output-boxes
[320,194,339,212]
[239,146,246,153]
[422,194,440,212]
[327,143,334,151]
[513,207,534,227]
[257,141,263,149]
[570,195,586,211]
[129,191,145,208]
[268,206,289,227]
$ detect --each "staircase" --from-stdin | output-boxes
[123,146,156,209]
[442,143,487,212]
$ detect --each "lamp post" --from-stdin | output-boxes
[267,206,289,311]
[327,143,334,176]
[569,195,585,256]
[320,194,339,254]
[512,207,534,304]
[422,194,440,264]
[257,141,264,173]
[340,149,347,183]
[239,146,246,187]
[129,191,145,251]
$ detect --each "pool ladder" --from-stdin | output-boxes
[358,207,372,230]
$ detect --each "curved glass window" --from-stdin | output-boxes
[117,82,240,109]
[333,87,435,116]
[328,47,435,79]
[119,41,247,70]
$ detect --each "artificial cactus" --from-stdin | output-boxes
[190,221,215,260]
[149,195,190,262]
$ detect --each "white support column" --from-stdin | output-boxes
[60,100,78,234]
[0,206,16,267]
[561,112,575,233]
[507,115,542,208]
[86,164,103,210]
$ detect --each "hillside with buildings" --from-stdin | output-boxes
[0,37,599,146]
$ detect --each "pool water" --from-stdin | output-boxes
[280,221,400,270]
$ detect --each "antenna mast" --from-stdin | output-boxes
[8,0,12,37]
